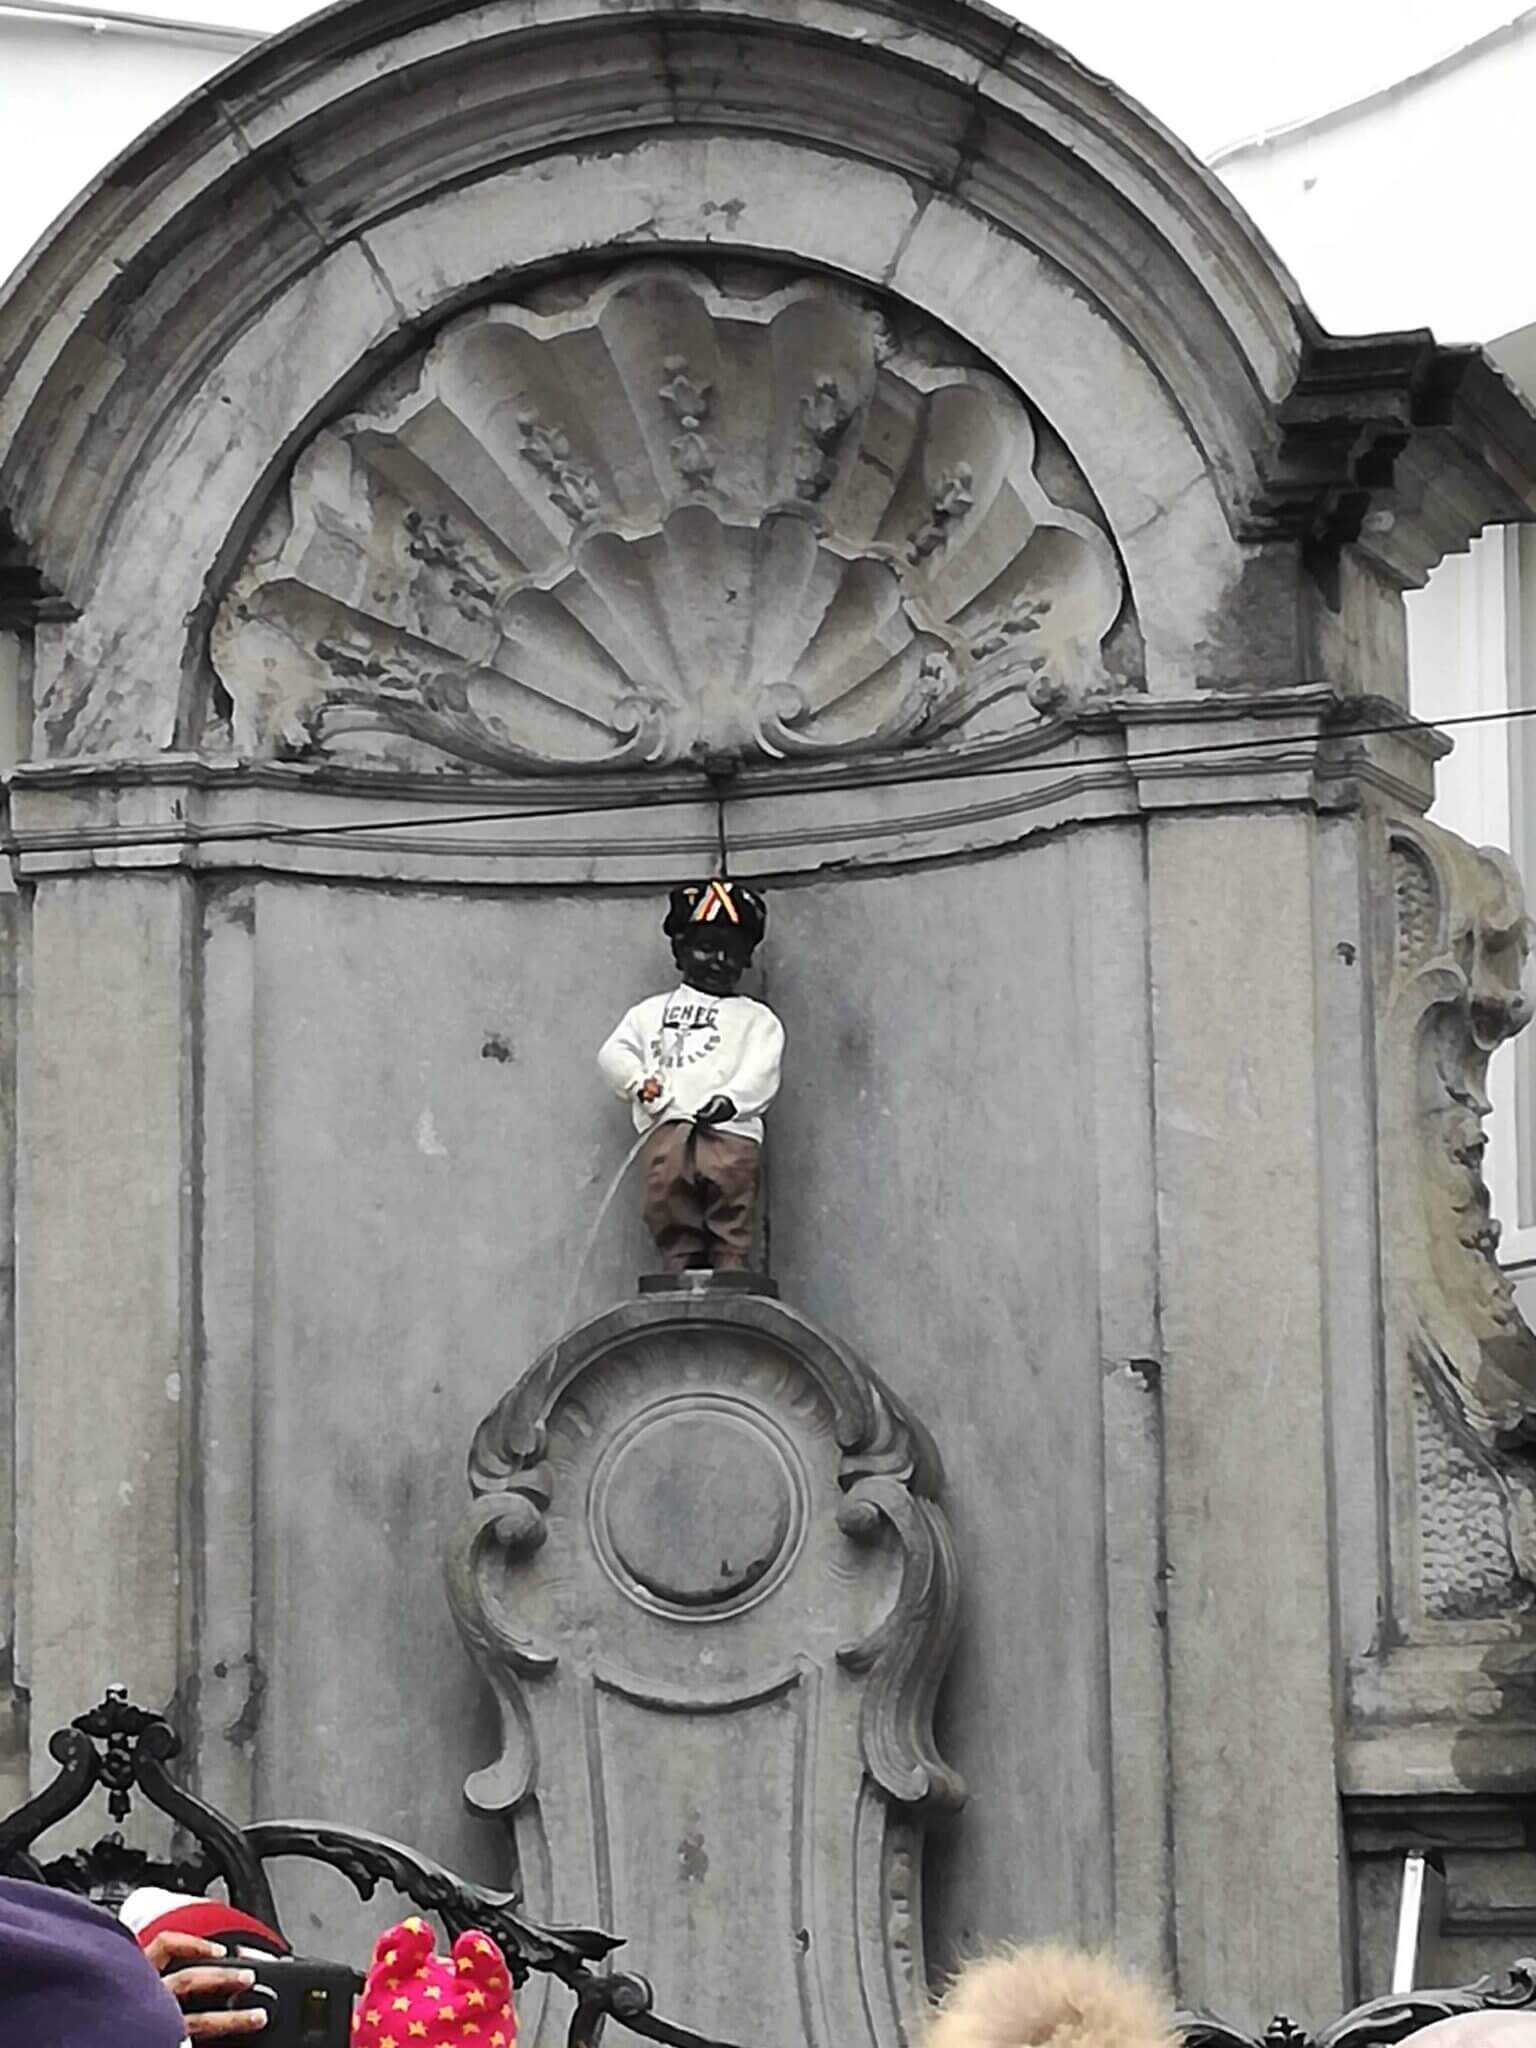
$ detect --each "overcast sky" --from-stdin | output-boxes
[116,0,1533,154]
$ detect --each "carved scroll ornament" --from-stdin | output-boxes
[1384,818,1536,1612]
[210,262,1128,776]
[445,1293,963,2048]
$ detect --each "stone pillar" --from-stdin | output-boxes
[15,873,194,1765]
[0,631,26,1813]
[1147,784,1347,2018]
[1077,821,1175,1983]
[0,892,19,1820]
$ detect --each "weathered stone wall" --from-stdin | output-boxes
[179,850,1119,1965]
[5,0,1536,2032]
[0,785,1390,2011]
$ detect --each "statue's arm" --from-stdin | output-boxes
[597,1007,654,1103]
[726,1008,785,1120]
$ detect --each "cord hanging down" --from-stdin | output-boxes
[7,696,1536,860]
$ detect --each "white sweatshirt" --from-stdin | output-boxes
[598,984,785,1142]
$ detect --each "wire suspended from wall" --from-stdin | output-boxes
[8,696,1536,860]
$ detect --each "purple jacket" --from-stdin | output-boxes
[0,1876,186,2046]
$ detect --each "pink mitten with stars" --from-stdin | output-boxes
[351,1917,515,2047]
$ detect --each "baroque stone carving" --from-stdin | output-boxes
[210,262,1127,776]
[1411,1379,1524,1619]
[1384,818,1536,1611]
[445,1292,963,2048]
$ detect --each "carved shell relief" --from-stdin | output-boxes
[208,261,1132,776]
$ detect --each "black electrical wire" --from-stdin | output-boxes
[6,695,1535,859]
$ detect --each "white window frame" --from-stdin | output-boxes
[1408,525,1536,1274]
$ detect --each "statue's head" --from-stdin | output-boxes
[665,880,766,996]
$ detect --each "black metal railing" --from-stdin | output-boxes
[1180,1970,1536,2048]
[7,1688,1535,2048]
[0,1687,733,2048]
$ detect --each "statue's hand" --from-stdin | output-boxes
[637,1077,664,1104]
[697,1095,736,1127]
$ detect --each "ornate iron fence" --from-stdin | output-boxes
[7,1688,1536,2048]
[1180,1972,1536,2048]
[0,1687,732,2048]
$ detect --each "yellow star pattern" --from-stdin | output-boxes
[360,1921,517,2046]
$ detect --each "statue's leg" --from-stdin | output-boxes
[695,1132,762,1270]
[640,1122,708,1271]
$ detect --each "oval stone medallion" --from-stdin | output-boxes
[591,1396,806,1617]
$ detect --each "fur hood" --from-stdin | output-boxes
[928,1946,1178,2048]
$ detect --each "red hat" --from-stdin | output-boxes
[352,1918,515,2048]
[121,1886,289,1958]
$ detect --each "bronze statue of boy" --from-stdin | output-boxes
[598,880,784,1272]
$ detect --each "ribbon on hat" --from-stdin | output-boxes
[689,879,741,925]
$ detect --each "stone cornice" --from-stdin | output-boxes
[1255,330,1536,586]
[0,512,71,631]
[2,692,1445,885]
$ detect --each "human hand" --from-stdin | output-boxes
[697,1095,736,1127]
[637,1077,664,1104]
[145,1932,268,2037]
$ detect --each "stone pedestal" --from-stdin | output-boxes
[638,1270,779,1299]
[447,1292,962,2048]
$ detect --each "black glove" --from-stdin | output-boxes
[696,1095,737,1127]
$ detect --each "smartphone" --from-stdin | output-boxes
[170,1954,362,2045]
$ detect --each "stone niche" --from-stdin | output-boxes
[8,0,1536,2029]
[209,261,1134,776]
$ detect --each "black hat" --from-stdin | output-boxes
[664,879,767,952]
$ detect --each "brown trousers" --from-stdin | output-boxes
[641,1123,761,1271]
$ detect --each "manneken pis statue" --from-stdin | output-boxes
[598,879,784,1272]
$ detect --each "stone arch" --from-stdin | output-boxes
[0,0,1319,765]
[1,0,1527,769]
